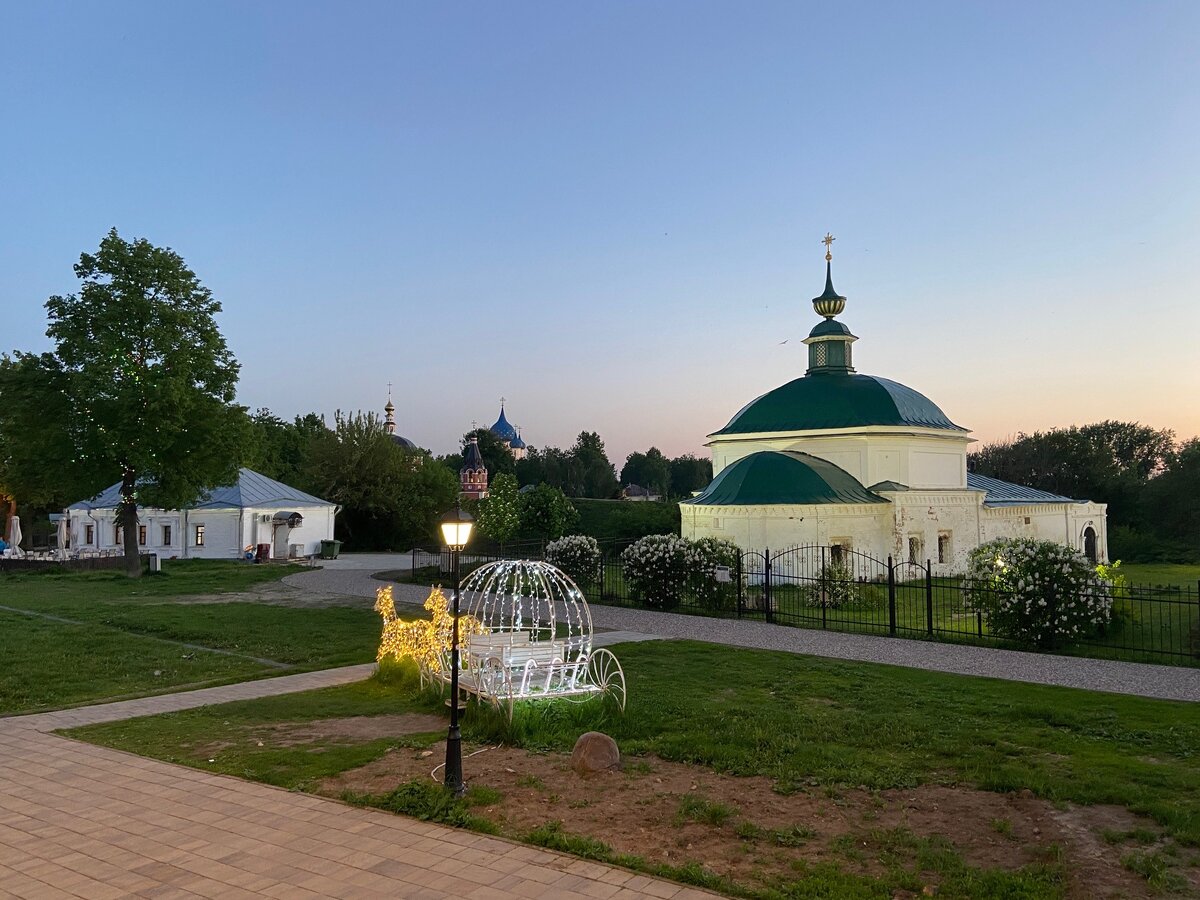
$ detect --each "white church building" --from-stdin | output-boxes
[67,468,338,560]
[680,239,1107,574]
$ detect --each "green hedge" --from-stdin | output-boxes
[570,499,680,542]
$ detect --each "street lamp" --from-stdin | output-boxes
[439,504,474,796]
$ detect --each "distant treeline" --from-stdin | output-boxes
[967,421,1199,563]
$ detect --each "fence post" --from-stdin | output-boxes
[735,553,743,618]
[887,555,897,636]
[925,560,934,636]
[820,544,828,630]
[764,549,773,624]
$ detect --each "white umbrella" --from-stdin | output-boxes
[7,515,22,557]
[56,515,69,559]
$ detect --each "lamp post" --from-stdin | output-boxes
[439,504,474,796]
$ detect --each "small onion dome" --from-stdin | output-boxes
[490,405,518,442]
[509,433,527,450]
[384,398,395,414]
[811,260,847,319]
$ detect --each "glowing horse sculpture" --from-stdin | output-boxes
[374,584,486,676]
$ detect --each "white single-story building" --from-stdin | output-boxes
[67,468,338,560]
[680,247,1108,573]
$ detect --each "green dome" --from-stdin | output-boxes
[715,373,965,435]
[684,451,888,506]
[808,318,854,338]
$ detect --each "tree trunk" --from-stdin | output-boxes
[120,469,142,578]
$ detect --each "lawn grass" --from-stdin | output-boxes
[69,641,1200,848]
[1119,563,1200,590]
[0,609,272,713]
[0,560,382,714]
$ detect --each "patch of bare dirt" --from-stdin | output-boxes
[196,714,444,755]
[316,742,1183,898]
[262,714,445,746]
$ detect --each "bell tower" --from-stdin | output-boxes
[459,436,488,500]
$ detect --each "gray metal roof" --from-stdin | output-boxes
[967,472,1081,506]
[69,468,334,511]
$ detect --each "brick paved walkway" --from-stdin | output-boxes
[0,671,716,899]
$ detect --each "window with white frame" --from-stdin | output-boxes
[85,524,94,545]
[937,532,952,564]
[138,525,147,546]
[162,524,172,546]
[194,524,206,547]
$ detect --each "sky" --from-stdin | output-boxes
[1,1,1197,467]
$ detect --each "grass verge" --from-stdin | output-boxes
[0,560,382,714]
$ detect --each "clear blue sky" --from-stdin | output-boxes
[2,1,1197,467]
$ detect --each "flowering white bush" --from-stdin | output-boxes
[621,534,699,610]
[545,534,602,588]
[689,537,741,610]
[964,537,1113,648]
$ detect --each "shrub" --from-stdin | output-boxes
[1097,559,1138,628]
[545,535,602,588]
[801,560,861,609]
[689,537,740,610]
[964,537,1113,648]
[621,534,698,610]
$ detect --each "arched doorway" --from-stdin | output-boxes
[1083,526,1097,563]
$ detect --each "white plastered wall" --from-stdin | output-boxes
[707,427,972,490]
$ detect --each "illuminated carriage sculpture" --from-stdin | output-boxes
[431,560,626,719]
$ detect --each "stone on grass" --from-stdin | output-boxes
[571,731,620,775]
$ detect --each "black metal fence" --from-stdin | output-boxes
[406,541,1200,666]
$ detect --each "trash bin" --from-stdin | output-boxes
[319,539,342,560]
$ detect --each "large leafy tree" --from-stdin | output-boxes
[967,421,1175,529]
[305,411,457,549]
[1140,439,1200,560]
[516,445,570,490]
[668,453,713,498]
[519,483,580,540]
[243,409,329,486]
[0,229,246,575]
[475,472,522,544]
[621,447,670,498]
[566,431,618,498]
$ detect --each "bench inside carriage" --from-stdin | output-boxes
[461,630,592,695]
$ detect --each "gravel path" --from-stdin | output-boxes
[284,562,1200,703]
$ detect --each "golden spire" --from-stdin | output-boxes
[821,232,835,262]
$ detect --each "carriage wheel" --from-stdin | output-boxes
[587,648,626,712]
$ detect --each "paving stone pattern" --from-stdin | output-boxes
[0,655,715,899]
[0,721,717,899]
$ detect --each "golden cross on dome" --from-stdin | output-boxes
[822,232,835,261]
